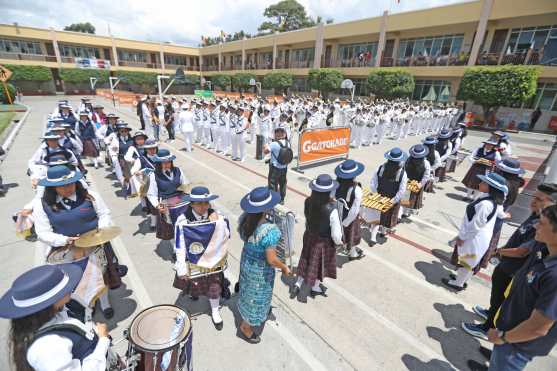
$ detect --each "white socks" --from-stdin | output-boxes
[370,225,379,243]
[449,267,473,287]
[93,158,98,168]
[349,246,360,258]
[209,298,222,324]
[311,280,322,292]
[99,291,111,310]
[150,215,157,227]
[295,276,304,288]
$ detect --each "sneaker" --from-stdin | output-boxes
[461,322,488,340]
[473,305,489,321]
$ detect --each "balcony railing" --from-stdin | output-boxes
[475,50,554,66]
[0,52,58,62]
[118,60,161,69]
[322,56,377,68]
[244,62,273,70]
[202,65,218,71]
[395,54,469,67]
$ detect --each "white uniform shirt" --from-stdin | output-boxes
[179,109,195,133]
[342,185,363,227]
[329,208,343,245]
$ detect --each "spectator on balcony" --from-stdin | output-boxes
[365,51,372,66]
[358,52,365,67]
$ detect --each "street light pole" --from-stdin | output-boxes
[109,76,121,107]
[89,77,98,92]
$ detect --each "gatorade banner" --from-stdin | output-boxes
[298,127,351,166]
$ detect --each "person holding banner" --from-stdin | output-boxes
[237,186,290,343]
[174,186,230,330]
[335,160,365,261]
[291,174,342,300]
[264,126,291,204]
[365,148,408,244]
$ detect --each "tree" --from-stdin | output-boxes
[458,66,539,123]
[231,73,256,92]
[59,68,109,83]
[211,74,232,90]
[258,0,317,34]
[115,71,158,86]
[0,83,15,104]
[308,68,343,98]
[366,69,415,99]
[64,22,95,34]
[262,72,293,94]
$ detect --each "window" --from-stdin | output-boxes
[0,38,42,54]
[506,25,556,53]
[524,83,557,111]
[117,50,147,63]
[291,48,314,65]
[397,34,464,60]
[413,80,452,102]
[337,42,378,66]
[60,44,100,59]
[164,54,185,66]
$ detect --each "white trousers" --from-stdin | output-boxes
[231,133,245,160]
[181,131,193,152]
[203,125,212,147]
[216,126,227,152]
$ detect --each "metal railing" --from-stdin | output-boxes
[0,52,57,62]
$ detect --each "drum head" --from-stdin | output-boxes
[129,305,191,352]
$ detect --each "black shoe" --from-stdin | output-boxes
[212,317,223,331]
[238,329,261,344]
[310,290,327,298]
[117,265,128,277]
[441,278,466,291]
[190,295,199,301]
[448,274,468,288]
[234,282,240,293]
[290,286,300,299]
[479,346,492,360]
[467,360,488,371]
[103,307,114,319]
[348,251,365,261]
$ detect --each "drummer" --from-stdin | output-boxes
[0,264,112,371]
[174,186,230,330]
[32,165,116,319]
[462,139,501,201]
[146,149,190,235]
[403,144,431,217]
[106,122,134,190]
[366,147,408,244]
[334,160,365,261]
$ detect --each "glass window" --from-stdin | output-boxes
[0,38,42,54]
[431,39,443,56]
[538,88,556,110]
[516,31,534,51]
[507,32,519,52]
[404,40,414,57]
[440,38,452,55]
[414,39,425,56]
[533,30,549,50]
[450,36,463,55]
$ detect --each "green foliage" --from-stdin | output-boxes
[181,74,200,85]
[232,73,257,91]
[259,0,323,34]
[262,71,293,94]
[4,64,52,81]
[210,74,232,89]
[308,68,343,97]
[202,31,252,47]
[457,66,539,119]
[64,22,95,34]
[0,83,16,104]
[366,69,415,99]
[59,68,109,83]
[115,71,158,85]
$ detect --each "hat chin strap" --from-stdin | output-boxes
[12,274,69,308]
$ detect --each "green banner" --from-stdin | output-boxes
[194,90,214,98]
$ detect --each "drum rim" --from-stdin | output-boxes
[128,304,192,353]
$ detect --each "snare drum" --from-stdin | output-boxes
[164,193,190,225]
[128,305,193,371]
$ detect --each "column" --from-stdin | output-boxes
[110,34,119,69]
[49,27,62,67]
[159,42,165,71]
[391,37,400,66]
[375,10,389,67]
[199,55,204,73]
[218,43,223,71]
[272,32,278,70]
[241,37,246,70]
[313,22,324,69]
[468,0,494,66]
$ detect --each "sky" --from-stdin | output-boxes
[1,0,471,46]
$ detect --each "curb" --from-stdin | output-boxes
[1,104,31,153]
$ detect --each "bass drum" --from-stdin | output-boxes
[128,304,192,371]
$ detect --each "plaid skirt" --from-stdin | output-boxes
[462,163,489,190]
[81,138,99,158]
[380,203,401,228]
[173,272,223,299]
[156,211,173,240]
[435,165,447,182]
[446,156,457,173]
[343,217,362,248]
[423,179,434,193]
[408,189,425,210]
[297,231,337,287]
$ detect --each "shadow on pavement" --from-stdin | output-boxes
[414,260,454,288]
[94,283,138,331]
[155,239,175,262]
[401,354,454,371]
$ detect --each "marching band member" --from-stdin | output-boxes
[237,186,290,343]
[365,148,408,244]
[462,139,501,200]
[107,122,134,189]
[174,186,230,330]
[178,102,195,152]
[259,107,272,145]
[32,165,116,318]
[91,104,106,127]
[335,160,365,261]
[291,174,342,299]
[123,130,149,196]
[231,106,248,162]
[490,130,512,158]
[445,127,463,174]
[1,264,112,371]
[434,129,453,183]
[444,172,508,291]
[403,144,431,217]
[146,149,190,236]
[216,103,228,153]
[28,131,78,187]
[75,111,100,169]
[59,104,76,127]
[422,136,440,193]
[193,101,204,144]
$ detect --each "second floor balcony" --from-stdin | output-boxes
[0,51,57,62]
[118,60,161,69]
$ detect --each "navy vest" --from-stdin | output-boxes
[43,195,99,237]
[61,137,75,152]
[377,166,404,199]
[466,196,497,223]
[44,146,72,163]
[139,154,155,170]
[184,205,215,223]
[335,183,361,220]
[477,147,497,161]
[155,167,182,199]
[436,141,449,157]
[34,323,98,362]
[405,159,426,182]
[106,125,116,136]
[117,135,133,157]
[78,120,96,140]
[62,113,76,126]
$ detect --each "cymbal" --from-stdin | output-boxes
[178,183,193,193]
[75,226,122,248]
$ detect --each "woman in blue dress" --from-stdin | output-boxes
[237,187,291,343]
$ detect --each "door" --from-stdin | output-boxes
[51,68,64,93]
[324,45,332,67]
[284,50,290,68]
[489,29,509,54]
